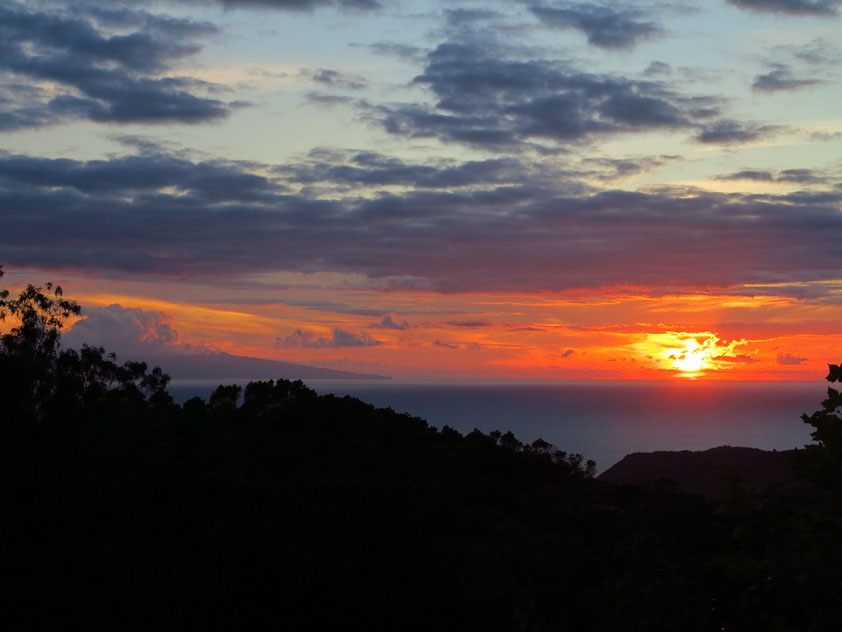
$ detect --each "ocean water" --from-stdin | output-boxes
[167,379,826,472]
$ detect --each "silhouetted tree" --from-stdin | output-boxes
[0,265,81,358]
[798,362,842,488]
[0,267,171,423]
[209,384,242,412]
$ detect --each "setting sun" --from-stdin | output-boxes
[627,331,757,379]
[667,339,712,376]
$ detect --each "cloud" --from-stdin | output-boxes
[360,42,427,63]
[727,0,840,15]
[752,64,822,92]
[717,170,775,181]
[695,120,784,145]
[0,151,284,200]
[368,314,410,330]
[304,68,369,90]
[63,303,180,358]
[712,354,758,363]
[785,38,842,65]
[330,329,383,347]
[217,0,380,9]
[809,130,842,142]
[644,61,672,76]
[5,148,842,297]
[280,151,530,189]
[529,3,662,50]
[440,8,505,35]
[777,353,809,365]
[276,328,383,347]
[582,155,681,181]
[303,93,354,107]
[274,300,396,317]
[778,169,825,183]
[373,41,720,151]
[0,2,231,130]
[182,0,380,9]
[432,339,484,350]
[447,320,490,327]
[717,168,826,184]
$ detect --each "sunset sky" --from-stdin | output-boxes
[2,0,842,380]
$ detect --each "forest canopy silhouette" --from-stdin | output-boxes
[3,267,842,631]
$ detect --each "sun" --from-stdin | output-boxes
[632,331,754,379]
[664,336,717,376]
[671,345,707,373]
[633,332,723,377]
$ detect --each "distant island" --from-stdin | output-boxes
[134,350,389,381]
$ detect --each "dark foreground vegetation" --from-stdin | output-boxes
[3,269,842,631]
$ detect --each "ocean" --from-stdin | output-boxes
[167,379,826,472]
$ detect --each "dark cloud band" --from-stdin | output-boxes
[3,149,842,296]
[727,0,840,15]
[373,41,722,151]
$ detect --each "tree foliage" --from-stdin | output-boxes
[0,267,171,423]
[802,363,842,450]
[797,362,842,488]
[0,264,81,358]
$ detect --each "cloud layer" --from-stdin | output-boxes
[208,0,381,10]
[2,0,841,337]
[727,0,841,15]
[2,148,842,296]
[276,329,383,347]
[374,41,729,151]
[0,2,231,129]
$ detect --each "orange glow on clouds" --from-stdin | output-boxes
[633,332,750,379]
[66,284,842,380]
[4,270,838,381]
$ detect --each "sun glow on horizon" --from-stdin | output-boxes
[630,331,753,379]
[7,272,827,381]
[667,338,714,377]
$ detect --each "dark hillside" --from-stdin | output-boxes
[599,446,798,499]
[1,378,722,631]
[4,271,842,631]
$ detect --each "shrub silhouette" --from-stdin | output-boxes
[797,362,842,489]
